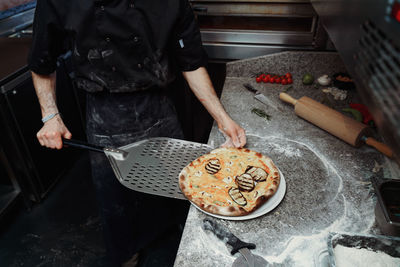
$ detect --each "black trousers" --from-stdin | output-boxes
[85,89,189,266]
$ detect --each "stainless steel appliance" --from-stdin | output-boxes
[311,0,400,164]
[0,5,34,37]
[0,38,86,212]
[0,64,86,204]
[190,0,329,60]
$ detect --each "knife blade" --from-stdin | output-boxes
[202,218,269,267]
[243,83,280,111]
[233,249,269,267]
[239,248,255,267]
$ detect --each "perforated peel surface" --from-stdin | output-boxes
[107,138,212,199]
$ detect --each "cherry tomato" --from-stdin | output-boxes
[263,76,269,83]
[260,74,266,78]
[256,76,262,83]
[287,78,293,84]
[285,73,292,79]
[266,74,271,79]
[275,77,281,84]
[281,79,288,85]
[269,77,275,83]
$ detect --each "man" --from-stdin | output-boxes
[29,0,246,266]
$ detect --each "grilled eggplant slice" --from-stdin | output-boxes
[235,173,255,192]
[228,187,247,206]
[245,166,268,182]
[205,159,221,174]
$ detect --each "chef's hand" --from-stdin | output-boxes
[37,116,72,150]
[218,118,246,148]
[182,67,246,148]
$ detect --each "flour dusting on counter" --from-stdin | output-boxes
[261,197,376,266]
[174,213,235,266]
[204,134,376,266]
[197,224,233,259]
[334,245,400,267]
[246,133,344,194]
[175,52,385,267]
[268,142,302,157]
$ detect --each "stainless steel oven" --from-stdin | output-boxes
[311,0,400,165]
[190,0,329,60]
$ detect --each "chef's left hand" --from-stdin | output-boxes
[218,118,246,148]
[182,67,246,148]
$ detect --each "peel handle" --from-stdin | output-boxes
[63,138,104,153]
[279,92,298,106]
[202,218,256,255]
[363,137,394,158]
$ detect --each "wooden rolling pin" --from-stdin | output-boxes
[279,92,393,158]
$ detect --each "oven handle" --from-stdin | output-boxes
[192,6,208,13]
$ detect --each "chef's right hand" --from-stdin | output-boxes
[37,116,72,150]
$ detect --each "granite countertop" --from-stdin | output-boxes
[174,51,399,267]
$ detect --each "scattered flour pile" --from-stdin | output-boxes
[334,245,400,267]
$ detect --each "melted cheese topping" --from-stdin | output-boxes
[186,148,275,212]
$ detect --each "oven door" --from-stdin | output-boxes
[190,0,327,60]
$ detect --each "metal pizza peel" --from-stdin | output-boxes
[63,137,212,199]
[202,218,269,267]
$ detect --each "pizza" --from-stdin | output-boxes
[179,147,280,216]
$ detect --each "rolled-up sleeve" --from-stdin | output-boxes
[28,0,65,75]
[174,0,208,71]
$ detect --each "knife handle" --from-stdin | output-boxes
[243,83,258,93]
[202,218,256,255]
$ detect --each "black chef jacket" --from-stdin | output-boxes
[28,0,208,92]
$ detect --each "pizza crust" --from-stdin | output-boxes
[179,147,281,216]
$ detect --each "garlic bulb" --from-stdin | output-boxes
[317,75,331,86]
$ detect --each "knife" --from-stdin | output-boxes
[243,83,280,111]
[202,218,269,267]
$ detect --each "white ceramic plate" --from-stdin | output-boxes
[191,170,286,221]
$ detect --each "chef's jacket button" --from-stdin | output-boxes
[130,3,135,8]
[137,63,142,69]
[133,36,139,42]
[100,5,105,10]
[106,37,111,42]
[112,66,116,72]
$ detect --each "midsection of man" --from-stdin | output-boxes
[29,0,245,266]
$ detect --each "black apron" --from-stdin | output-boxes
[85,88,189,266]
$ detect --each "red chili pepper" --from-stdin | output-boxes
[349,103,374,124]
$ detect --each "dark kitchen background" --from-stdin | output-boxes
[0,0,332,266]
[5,0,397,266]
[0,1,234,265]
